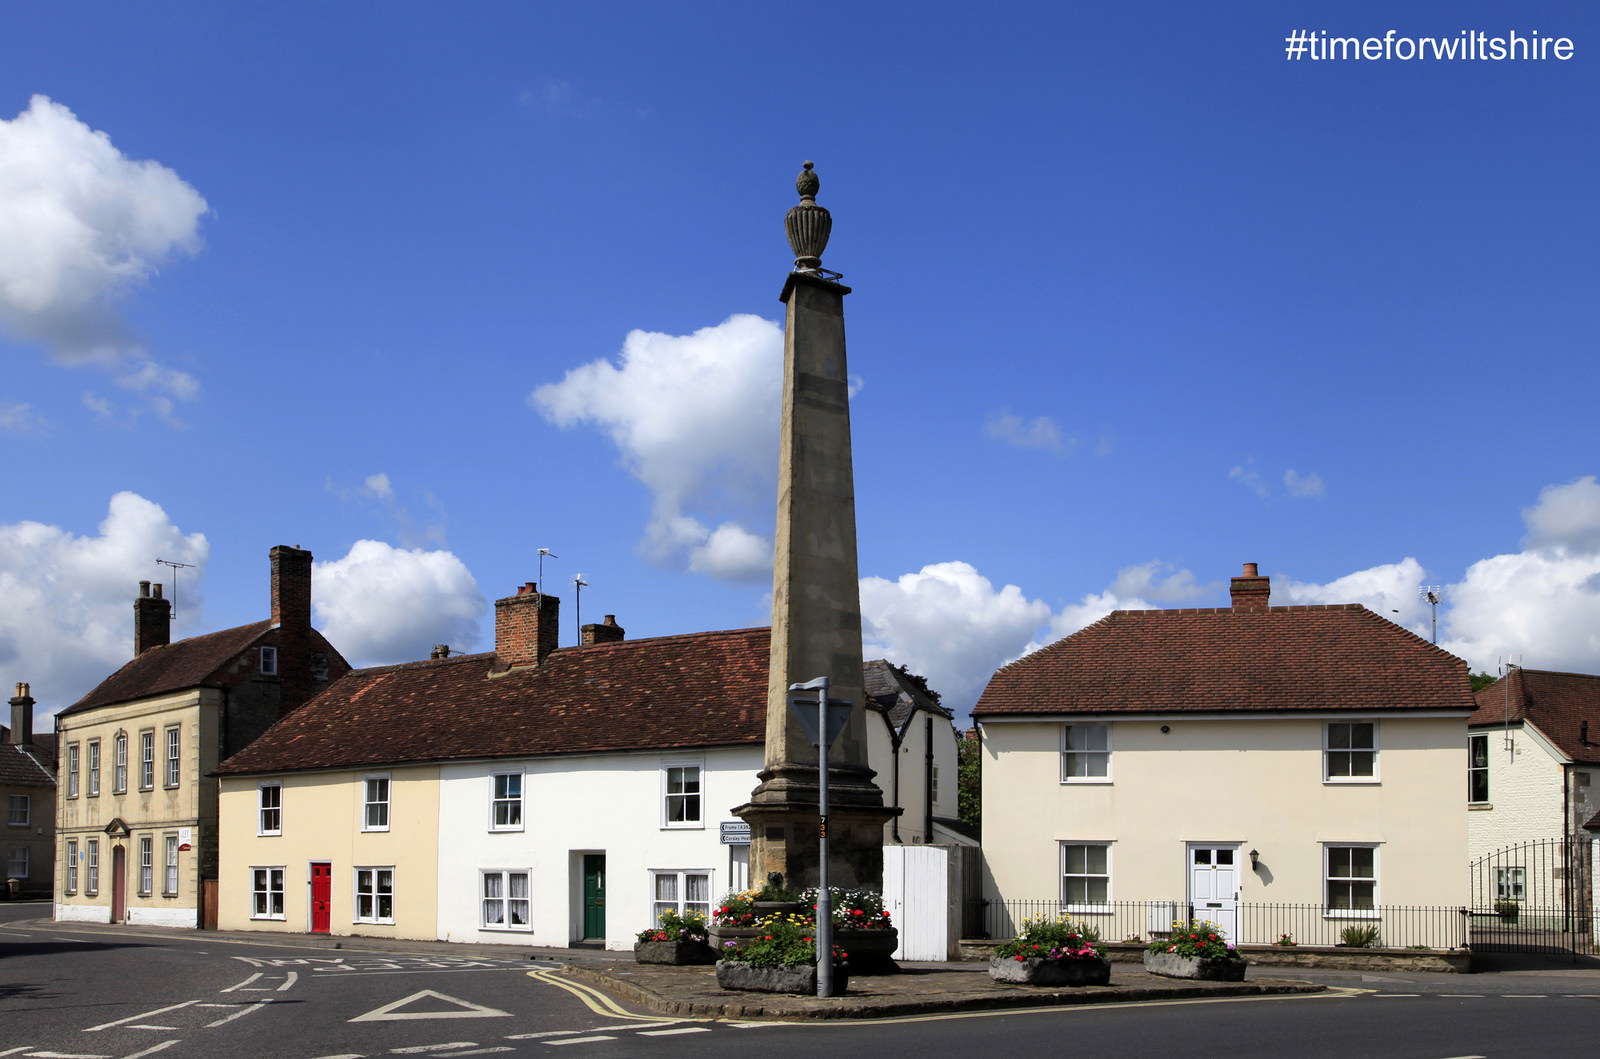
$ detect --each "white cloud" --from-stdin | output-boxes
[313,540,485,667]
[1440,478,1600,673]
[1284,469,1326,498]
[861,561,1053,715]
[0,401,42,433]
[0,492,208,714]
[326,472,447,549]
[984,409,1070,455]
[1107,560,1216,605]
[1274,558,1432,629]
[1521,476,1600,558]
[531,314,783,582]
[0,95,207,361]
[1229,462,1268,497]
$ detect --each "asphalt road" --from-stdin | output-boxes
[4,909,1599,1059]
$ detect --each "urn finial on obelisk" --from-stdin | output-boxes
[784,161,832,272]
[732,163,894,892]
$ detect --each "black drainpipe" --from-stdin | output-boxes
[879,708,905,843]
[924,715,934,841]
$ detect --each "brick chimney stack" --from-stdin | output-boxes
[581,615,626,646]
[7,682,33,745]
[494,582,560,670]
[1230,562,1271,612]
[271,546,313,628]
[134,580,172,655]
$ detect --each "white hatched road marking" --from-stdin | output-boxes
[389,1046,480,1054]
[435,1050,513,1057]
[545,1038,616,1047]
[127,1025,179,1030]
[638,1028,712,1037]
[23,1052,112,1058]
[205,999,274,1027]
[123,1044,181,1059]
[223,973,264,991]
[0,1048,28,1057]
[84,1000,200,1032]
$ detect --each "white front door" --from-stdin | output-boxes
[1188,845,1240,941]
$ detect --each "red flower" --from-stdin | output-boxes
[1015,954,1025,961]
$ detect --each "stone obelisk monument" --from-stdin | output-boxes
[733,163,895,890]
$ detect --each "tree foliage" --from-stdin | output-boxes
[1469,671,1497,693]
[957,732,981,829]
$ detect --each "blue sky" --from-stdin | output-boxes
[3,2,1596,723]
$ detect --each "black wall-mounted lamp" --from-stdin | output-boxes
[1249,849,1260,870]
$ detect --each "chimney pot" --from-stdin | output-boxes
[134,578,173,655]
[153,582,163,599]
[140,580,151,598]
[8,681,35,745]
[581,614,626,646]
[1241,562,1258,577]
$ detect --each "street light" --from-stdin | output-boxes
[788,676,851,998]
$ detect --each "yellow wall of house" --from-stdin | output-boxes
[980,715,1468,913]
[218,765,439,939]
[55,689,221,926]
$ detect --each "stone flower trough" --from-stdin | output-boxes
[1143,950,1248,981]
[988,955,1112,987]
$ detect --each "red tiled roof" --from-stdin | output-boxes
[216,626,772,775]
[1470,670,1600,765]
[0,742,54,786]
[973,604,1473,717]
[60,621,275,716]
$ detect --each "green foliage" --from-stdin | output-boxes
[1470,671,1498,693]
[713,890,760,927]
[635,908,708,944]
[718,912,844,966]
[957,733,981,829]
[1149,919,1237,960]
[1494,899,1520,916]
[994,915,1102,961]
[1274,933,1297,946]
[1339,923,1382,947]
[755,879,800,902]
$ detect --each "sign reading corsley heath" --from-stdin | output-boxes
[720,821,752,845]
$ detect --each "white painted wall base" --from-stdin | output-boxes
[55,904,110,923]
[126,907,198,928]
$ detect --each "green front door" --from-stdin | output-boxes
[582,854,606,940]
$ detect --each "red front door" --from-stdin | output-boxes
[111,845,126,923]
[311,863,331,933]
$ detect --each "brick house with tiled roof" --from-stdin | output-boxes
[54,547,348,928]
[972,563,1475,946]
[1467,670,1600,859]
[3,683,56,897]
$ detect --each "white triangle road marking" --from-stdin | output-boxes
[349,990,512,1023]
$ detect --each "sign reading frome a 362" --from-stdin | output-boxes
[720,821,751,845]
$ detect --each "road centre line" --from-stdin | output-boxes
[1501,994,1546,998]
[0,1048,28,1056]
[84,1000,200,1032]
[435,1050,513,1056]
[1371,994,1421,998]
[127,1025,179,1030]
[638,1028,711,1036]
[20,1052,111,1058]
[389,1045,479,1054]
[1439,994,1484,998]
[544,1038,616,1047]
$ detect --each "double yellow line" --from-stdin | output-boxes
[526,968,694,1023]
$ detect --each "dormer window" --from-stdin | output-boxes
[260,646,278,676]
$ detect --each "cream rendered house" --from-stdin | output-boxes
[973,564,1475,948]
[863,660,967,847]
[53,547,347,927]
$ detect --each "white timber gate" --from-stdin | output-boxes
[883,844,949,961]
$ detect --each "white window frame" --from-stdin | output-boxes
[259,783,282,836]
[1059,841,1112,913]
[164,726,181,788]
[6,845,26,881]
[7,794,28,827]
[1060,724,1111,783]
[67,742,79,798]
[260,645,279,675]
[140,730,155,790]
[354,866,395,924]
[164,834,179,896]
[479,868,532,931]
[1496,866,1526,902]
[650,869,714,922]
[65,839,78,894]
[661,761,704,829]
[1324,721,1378,783]
[251,867,286,920]
[138,836,153,896]
[86,839,99,895]
[362,775,391,832]
[88,740,101,797]
[931,763,940,805]
[1468,733,1489,803]
[1324,843,1379,918]
[114,733,128,793]
[489,772,523,831]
